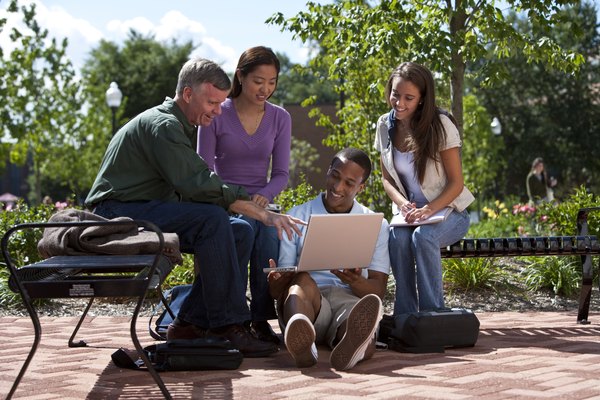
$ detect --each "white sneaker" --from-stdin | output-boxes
[284,314,318,368]
[330,294,382,371]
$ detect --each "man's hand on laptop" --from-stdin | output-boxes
[265,212,306,240]
[267,259,296,300]
[229,200,306,240]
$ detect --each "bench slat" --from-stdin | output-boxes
[441,235,600,258]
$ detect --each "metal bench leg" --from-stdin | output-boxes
[130,296,172,399]
[67,297,95,347]
[576,207,598,324]
[577,254,593,324]
[8,294,43,399]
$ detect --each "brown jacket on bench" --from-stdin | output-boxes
[37,209,183,264]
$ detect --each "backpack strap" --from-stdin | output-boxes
[111,345,159,371]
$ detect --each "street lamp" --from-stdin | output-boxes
[490,116,503,201]
[490,117,502,136]
[105,82,123,136]
[473,117,503,223]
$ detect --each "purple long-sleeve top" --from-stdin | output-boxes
[197,98,291,202]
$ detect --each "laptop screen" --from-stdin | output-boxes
[296,213,384,271]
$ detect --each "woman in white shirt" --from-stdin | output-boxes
[374,62,474,315]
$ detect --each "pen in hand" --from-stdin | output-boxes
[401,193,416,215]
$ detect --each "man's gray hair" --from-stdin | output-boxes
[176,58,231,96]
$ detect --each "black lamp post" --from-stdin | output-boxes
[105,82,123,136]
[490,117,502,199]
[474,117,503,223]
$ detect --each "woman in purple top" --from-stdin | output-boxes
[198,46,291,344]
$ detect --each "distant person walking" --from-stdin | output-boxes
[526,157,557,204]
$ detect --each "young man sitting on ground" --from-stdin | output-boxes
[267,148,390,370]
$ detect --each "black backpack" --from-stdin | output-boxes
[149,284,192,340]
[378,308,480,353]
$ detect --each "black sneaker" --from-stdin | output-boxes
[166,318,208,340]
[251,320,281,344]
[212,324,279,358]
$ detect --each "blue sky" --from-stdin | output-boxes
[0,0,333,73]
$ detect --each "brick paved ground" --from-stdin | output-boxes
[1,311,599,399]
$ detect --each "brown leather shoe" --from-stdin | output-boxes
[166,319,208,340]
[251,320,281,344]
[213,324,279,358]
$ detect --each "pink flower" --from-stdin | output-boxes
[55,201,68,210]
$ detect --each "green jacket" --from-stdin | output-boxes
[85,98,249,209]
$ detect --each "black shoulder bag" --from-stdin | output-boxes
[112,337,243,371]
[378,308,480,353]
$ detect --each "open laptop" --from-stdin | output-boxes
[264,212,384,273]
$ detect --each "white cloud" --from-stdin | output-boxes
[101,10,239,72]
[190,36,238,72]
[102,10,239,70]
[41,4,103,44]
[1,0,102,69]
[155,10,206,41]
[1,1,306,74]
[106,16,154,39]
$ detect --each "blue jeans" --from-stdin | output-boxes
[239,215,279,321]
[389,209,470,315]
[94,199,253,328]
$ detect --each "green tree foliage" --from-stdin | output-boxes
[270,52,338,106]
[462,94,506,213]
[477,2,600,199]
[81,30,194,123]
[71,32,194,202]
[268,0,584,212]
[536,185,600,237]
[288,137,322,188]
[269,0,583,133]
[0,0,83,204]
[274,174,317,213]
[0,8,10,170]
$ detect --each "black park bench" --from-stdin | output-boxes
[1,219,176,400]
[440,207,600,324]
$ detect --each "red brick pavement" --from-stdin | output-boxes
[1,312,599,399]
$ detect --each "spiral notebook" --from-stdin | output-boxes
[264,213,384,273]
[390,207,453,227]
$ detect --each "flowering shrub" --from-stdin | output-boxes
[481,199,509,219]
[54,201,68,210]
[511,202,551,236]
[536,186,600,236]
[444,187,600,293]
[0,201,57,306]
[512,203,536,218]
[468,199,554,238]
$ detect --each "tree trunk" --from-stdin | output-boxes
[449,3,467,139]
